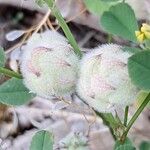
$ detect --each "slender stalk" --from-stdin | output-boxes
[96,112,117,140]
[44,0,82,57]
[121,93,150,142]
[75,93,117,140]
[0,67,22,79]
[124,106,129,126]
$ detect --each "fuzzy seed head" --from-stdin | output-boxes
[20,30,79,98]
[77,44,139,113]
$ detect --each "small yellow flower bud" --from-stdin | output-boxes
[135,23,150,43]
[135,31,141,37]
[135,31,144,43]
[141,23,150,32]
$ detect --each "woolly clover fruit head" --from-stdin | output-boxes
[77,44,139,113]
[20,30,79,98]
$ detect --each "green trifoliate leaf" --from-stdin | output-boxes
[0,78,35,106]
[128,51,150,90]
[122,46,141,54]
[30,130,54,150]
[84,0,119,16]
[101,3,138,42]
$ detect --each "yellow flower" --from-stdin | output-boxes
[135,31,144,43]
[135,23,150,43]
[141,23,150,32]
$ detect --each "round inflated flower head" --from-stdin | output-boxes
[77,44,139,113]
[20,30,79,98]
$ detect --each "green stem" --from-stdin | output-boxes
[97,112,117,140]
[0,67,22,79]
[121,93,150,141]
[75,93,117,140]
[124,106,129,126]
[45,0,82,58]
